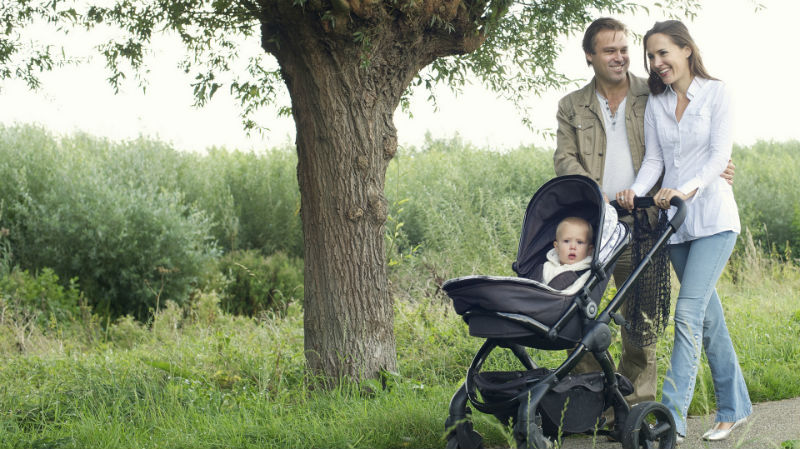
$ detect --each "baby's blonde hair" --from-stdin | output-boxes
[555,217,594,242]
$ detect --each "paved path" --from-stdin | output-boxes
[555,397,800,449]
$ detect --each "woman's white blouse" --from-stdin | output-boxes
[630,77,740,243]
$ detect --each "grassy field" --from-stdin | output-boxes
[0,128,799,448]
[0,247,798,448]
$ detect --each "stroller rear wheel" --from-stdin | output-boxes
[513,417,552,449]
[621,401,677,449]
[444,418,483,449]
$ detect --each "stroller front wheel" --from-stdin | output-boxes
[621,401,677,449]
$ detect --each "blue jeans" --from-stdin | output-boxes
[661,231,751,436]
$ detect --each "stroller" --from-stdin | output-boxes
[442,175,686,449]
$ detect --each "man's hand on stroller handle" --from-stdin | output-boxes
[615,189,637,211]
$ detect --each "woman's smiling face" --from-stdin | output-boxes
[646,32,692,88]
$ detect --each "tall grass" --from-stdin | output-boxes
[0,253,798,448]
[730,140,800,252]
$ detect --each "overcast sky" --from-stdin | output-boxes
[1,0,797,152]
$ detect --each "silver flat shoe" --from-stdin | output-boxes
[702,417,747,441]
[675,434,684,445]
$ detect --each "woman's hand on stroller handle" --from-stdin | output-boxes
[610,194,686,214]
[653,187,693,210]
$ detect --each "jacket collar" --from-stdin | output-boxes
[576,72,649,108]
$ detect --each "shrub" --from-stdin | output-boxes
[791,204,800,254]
[177,147,303,257]
[0,267,82,325]
[0,125,218,318]
[106,314,150,349]
[732,140,800,253]
[218,250,303,317]
[18,179,217,318]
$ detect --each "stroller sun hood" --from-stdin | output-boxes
[513,175,611,280]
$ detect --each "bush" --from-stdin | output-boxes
[732,140,800,253]
[218,250,303,316]
[791,204,800,254]
[177,147,303,257]
[0,125,218,318]
[0,267,82,326]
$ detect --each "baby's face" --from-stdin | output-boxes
[554,222,593,265]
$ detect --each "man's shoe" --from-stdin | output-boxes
[701,418,747,441]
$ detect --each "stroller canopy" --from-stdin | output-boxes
[513,175,625,280]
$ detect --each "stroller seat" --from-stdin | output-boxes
[445,275,587,349]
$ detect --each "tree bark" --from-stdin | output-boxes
[293,54,397,380]
[264,28,417,381]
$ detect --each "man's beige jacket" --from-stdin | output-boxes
[554,73,650,185]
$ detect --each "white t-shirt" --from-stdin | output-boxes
[597,93,636,198]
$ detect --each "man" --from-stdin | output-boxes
[554,17,734,408]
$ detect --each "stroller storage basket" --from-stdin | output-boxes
[473,370,633,435]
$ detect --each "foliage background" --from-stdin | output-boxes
[2,125,799,319]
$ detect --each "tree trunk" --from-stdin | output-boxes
[267,29,422,381]
[258,1,482,382]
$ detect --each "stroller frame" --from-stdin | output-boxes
[443,175,686,449]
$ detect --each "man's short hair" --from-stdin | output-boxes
[582,17,628,65]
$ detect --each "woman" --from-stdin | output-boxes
[615,20,751,443]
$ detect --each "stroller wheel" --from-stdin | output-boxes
[445,419,483,449]
[513,419,552,449]
[621,401,677,449]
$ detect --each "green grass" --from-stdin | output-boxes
[1,251,798,448]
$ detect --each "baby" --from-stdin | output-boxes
[538,216,595,294]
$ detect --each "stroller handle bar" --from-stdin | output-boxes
[610,196,687,232]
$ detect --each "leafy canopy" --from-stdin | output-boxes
[1,0,698,131]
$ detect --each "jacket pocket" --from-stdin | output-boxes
[575,120,597,155]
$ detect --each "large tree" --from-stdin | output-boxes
[1,0,692,382]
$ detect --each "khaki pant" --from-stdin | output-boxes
[570,215,658,406]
